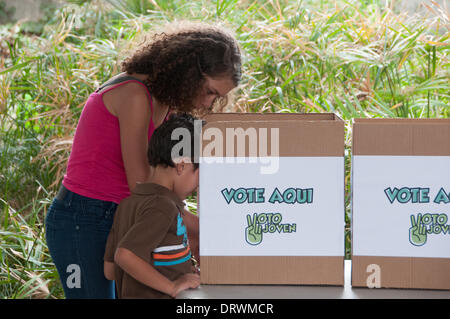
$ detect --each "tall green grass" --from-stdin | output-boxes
[0,0,448,298]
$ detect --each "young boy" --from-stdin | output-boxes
[104,113,201,298]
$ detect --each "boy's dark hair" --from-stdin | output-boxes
[148,113,204,169]
[121,23,241,114]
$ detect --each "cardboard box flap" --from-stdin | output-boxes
[353,118,450,124]
[352,118,450,156]
[202,119,345,157]
[204,112,342,122]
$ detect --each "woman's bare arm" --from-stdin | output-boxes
[115,84,152,191]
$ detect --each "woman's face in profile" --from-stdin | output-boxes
[194,76,236,110]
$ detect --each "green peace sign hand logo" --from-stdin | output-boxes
[245,213,263,246]
[409,214,427,246]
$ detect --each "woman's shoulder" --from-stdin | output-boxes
[111,81,150,101]
[98,74,149,97]
[101,78,152,117]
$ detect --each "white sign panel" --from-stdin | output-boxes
[199,157,344,256]
[352,156,450,258]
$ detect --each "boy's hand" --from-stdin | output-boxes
[170,273,200,298]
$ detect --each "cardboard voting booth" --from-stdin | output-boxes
[351,118,450,290]
[198,113,345,285]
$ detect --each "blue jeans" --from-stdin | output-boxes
[45,187,118,299]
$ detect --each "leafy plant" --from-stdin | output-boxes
[0,0,448,298]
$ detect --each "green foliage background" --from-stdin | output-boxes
[0,0,448,298]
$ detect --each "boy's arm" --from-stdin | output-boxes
[114,247,199,297]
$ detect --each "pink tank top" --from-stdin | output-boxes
[63,79,157,204]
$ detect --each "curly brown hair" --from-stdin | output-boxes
[121,22,242,113]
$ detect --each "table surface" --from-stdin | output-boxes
[178,260,450,299]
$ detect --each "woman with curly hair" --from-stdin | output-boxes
[44,21,241,299]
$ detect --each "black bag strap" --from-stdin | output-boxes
[95,74,146,93]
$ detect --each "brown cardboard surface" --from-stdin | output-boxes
[200,112,345,285]
[201,256,344,285]
[351,118,450,290]
[352,118,450,156]
[353,118,450,124]
[352,256,450,290]
[203,112,340,122]
[202,118,345,157]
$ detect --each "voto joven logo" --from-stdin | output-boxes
[245,212,297,246]
[220,187,314,246]
[409,213,449,246]
[383,186,450,247]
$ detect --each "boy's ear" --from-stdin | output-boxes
[175,161,185,175]
[174,159,188,175]
[174,157,193,175]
